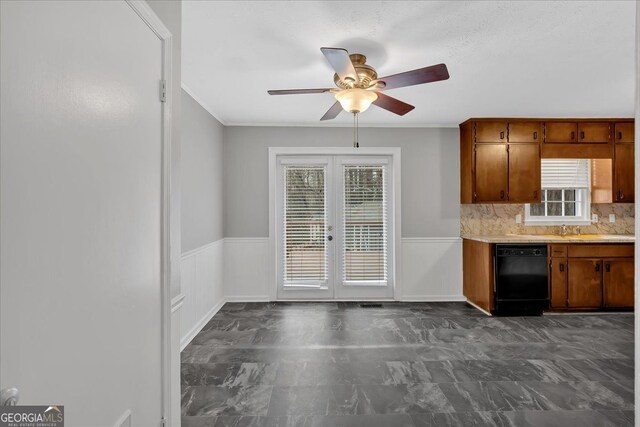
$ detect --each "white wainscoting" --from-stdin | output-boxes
[224,238,271,301]
[400,237,464,301]
[179,239,225,350]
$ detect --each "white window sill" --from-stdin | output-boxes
[524,219,593,226]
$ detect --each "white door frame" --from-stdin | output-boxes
[268,147,402,301]
[125,1,173,425]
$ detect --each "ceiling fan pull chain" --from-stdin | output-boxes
[356,113,359,148]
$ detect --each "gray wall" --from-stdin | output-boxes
[181,89,224,252]
[223,126,460,238]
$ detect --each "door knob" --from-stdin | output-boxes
[327,235,333,241]
[1,388,19,406]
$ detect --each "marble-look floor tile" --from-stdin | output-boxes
[182,385,272,417]
[182,302,634,421]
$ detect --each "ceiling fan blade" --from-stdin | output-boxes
[372,92,415,116]
[377,63,449,91]
[268,88,333,95]
[320,101,343,121]
[320,47,358,83]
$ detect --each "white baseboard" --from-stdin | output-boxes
[112,409,131,427]
[180,298,226,351]
[400,295,467,302]
[225,295,271,302]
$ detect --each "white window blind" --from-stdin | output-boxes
[283,166,327,283]
[343,165,387,283]
[541,159,590,189]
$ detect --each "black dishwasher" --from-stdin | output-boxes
[495,245,549,316]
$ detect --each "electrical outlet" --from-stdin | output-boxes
[592,214,598,223]
[515,214,522,224]
[609,214,615,223]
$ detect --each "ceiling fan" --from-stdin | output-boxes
[267,47,449,121]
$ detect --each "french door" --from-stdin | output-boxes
[276,155,394,299]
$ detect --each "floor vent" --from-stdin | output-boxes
[360,303,383,308]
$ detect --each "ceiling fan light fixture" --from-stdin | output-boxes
[335,88,378,113]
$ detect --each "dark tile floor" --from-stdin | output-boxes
[181,302,634,427]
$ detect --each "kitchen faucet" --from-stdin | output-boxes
[559,224,568,237]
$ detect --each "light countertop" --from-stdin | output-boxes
[462,234,635,244]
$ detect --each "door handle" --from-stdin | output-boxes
[559,263,564,272]
[500,190,505,200]
[605,263,611,273]
[618,131,623,141]
[533,190,538,199]
[580,131,585,140]
[500,131,505,140]
[595,263,600,272]
[533,131,538,140]
[570,131,575,140]
[327,235,333,241]
[0,388,19,406]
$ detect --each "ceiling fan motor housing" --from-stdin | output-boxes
[333,54,378,89]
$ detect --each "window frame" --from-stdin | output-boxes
[525,187,592,226]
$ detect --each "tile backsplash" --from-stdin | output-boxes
[460,203,634,236]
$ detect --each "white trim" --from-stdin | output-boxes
[401,237,462,243]
[402,295,467,302]
[634,3,639,425]
[225,295,271,302]
[112,409,132,427]
[181,83,228,126]
[171,294,185,313]
[125,2,173,425]
[269,147,402,302]
[181,239,223,259]
[180,298,226,351]
[224,121,458,128]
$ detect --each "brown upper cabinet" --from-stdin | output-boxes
[578,122,611,144]
[615,122,634,143]
[508,121,541,143]
[507,144,541,202]
[614,143,634,202]
[475,121,507,143]
[474,144,508,202]
[544,122,577,143]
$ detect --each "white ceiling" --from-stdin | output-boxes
[182,1,636,127]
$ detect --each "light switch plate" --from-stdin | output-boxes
[515,214,522,224]
[609,214,615,223]
[592,214,598,223]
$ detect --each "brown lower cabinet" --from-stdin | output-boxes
[548,244,634,311]
[567,259,603,308]
[603,258,634,308]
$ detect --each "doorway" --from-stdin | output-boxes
[273,150,399,300]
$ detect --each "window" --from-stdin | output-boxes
[525,159,591,225]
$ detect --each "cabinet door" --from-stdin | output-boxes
[614,143,634,202]
[614,122,634,143]
[578,122,611,144]
[545,122,577,143]
[567,259,602,308]
[603,258,634,308]
[507,144,541,202]
[475,121,507,143]
[550,257,568,308]
[474,144,508,202]
[508,122,542,143]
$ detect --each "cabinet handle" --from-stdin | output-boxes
[595,263,600,272]
[559,263,564,272]
[533,190,538,199]
[570,131,575,140]
[618,131,623,140]
[533,131,538,140]
[500,131,505,140]
[605,263,611,273]
[580,131,585,140]
[500,190,505,199]
[620,190,624,200]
